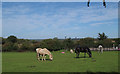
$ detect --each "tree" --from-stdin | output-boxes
[39,38,62,51]
[53,37,62,50]
[76,37,95,47]
[0,37,2,44]
[63,38,74,50]
[114,38,120,46]
[98,33,108,40]
[2,42,18,51]
[97,39,113,48]
[7,35,17,43]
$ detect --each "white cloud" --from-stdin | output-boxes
[2,3,118,38]
[2,0,120,2]
[90,22,116,26]
[79,8,118,23]
[3,4,31,15]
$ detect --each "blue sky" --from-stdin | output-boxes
[2,2,118,39]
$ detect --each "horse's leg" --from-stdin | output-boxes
[77,53,79,58]
[84,52,86,58]
[87,52,90,57]
[37,53,40,61]
[86,48,91,57]
[36,53,38,60]
[43,54,46,61]
[76,53,79,58]
[42,55,44,61]
[98,48,99,53]
[87,52,89,57]
[100,48,102,53]
[101,48,103,53]
[99,48,100,53]
[99,48,101,53]
[44,56,46,61]
[97,48,99,53]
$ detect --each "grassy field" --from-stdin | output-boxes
[2,50,119,72]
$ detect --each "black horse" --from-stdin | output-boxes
[75,46,92,58]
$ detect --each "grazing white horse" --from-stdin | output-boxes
[36,48,53,61]
[98,45,103,53]
[70,49,74,53]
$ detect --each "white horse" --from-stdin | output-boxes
[98,45,103,53]
[36,48,53,61]
[70,49,74,53]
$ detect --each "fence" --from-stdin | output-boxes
[90,48,120,51]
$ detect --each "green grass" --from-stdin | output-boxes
[2,50,119,72]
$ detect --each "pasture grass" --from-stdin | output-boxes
[2,50,119,72]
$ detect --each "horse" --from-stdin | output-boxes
[70,49,74,53]
[75,46,92,58]
[98,45,103,53]
[36,48,53,61]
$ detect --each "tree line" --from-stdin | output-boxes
[1,33,120,52]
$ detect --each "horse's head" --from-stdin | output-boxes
[89,54,92,57]
[87,48,92,58]
[49,54,53,61]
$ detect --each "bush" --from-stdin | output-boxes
[75,37,95,48]
[2,42,18,51]
[97,39,113,48]
[7,35,17,43]
[19,42,33,51]
[63,38,75,50]
[38,38,62,51]
[2,35,119,52]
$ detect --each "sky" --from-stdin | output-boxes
[2,2,118,39]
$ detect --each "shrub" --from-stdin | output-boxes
[2,42,18,51]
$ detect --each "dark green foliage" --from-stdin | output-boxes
[114,38,120,45]
[96,39,113,48]
[7,35,17,43]
[18,41,34,51]
[63,38,74,50]
[96,33,115,48]
[2,37,6,44]
[2,42,18,51]
[76,37,95,48]
[98,32,108,40]
[0,37,2,44]
[19,42,30,50]
[39,38,62,51]
[110,38,120,48]
[1,34,119,52]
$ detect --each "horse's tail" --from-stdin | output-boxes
[87,48,92,57]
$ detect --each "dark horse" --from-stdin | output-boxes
[75,46,92,58]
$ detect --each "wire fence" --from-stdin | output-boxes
[90,48,120,51]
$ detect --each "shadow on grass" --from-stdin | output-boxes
[73,56,90,58]
[27,65,36,68]
[38,59,52,61]
[73,57,97,62]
